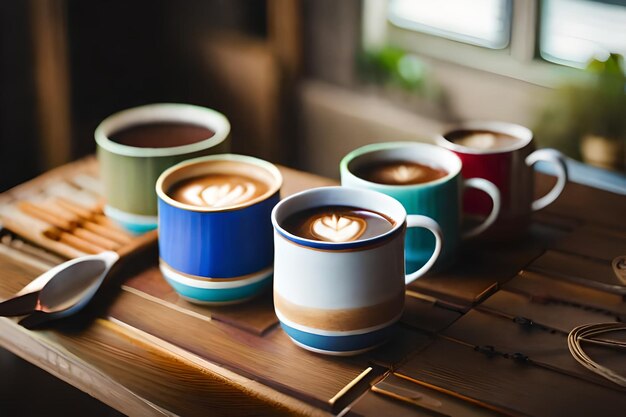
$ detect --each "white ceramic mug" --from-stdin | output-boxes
[271,186,442,355]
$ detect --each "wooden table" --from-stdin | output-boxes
[0,160,624,417]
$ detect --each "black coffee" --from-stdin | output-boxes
[282,205,395,243]
[110,122,214,148]
[353,160,447,185]
[445,129,521,150]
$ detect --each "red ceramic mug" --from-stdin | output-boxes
[436,121,568,239]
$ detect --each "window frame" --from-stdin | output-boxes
[362,0,581,87]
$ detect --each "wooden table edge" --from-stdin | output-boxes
[0,314,329,417]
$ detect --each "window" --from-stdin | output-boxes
[364,0,626,84]
[540,0,626,68]
[388,0,512,49]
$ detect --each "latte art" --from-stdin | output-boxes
[455,133,497,150]
[381,164,425,184]
[168,173,269,208]
[353,160,447,185]
[446,129,522,151]
[281,205,395,243]
[311,214,366,242]
[182,182,258,208]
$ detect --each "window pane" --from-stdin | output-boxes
[541,0,626,67]
[388,0,512,49]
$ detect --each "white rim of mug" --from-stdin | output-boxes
[340,141,462,191]
[155,153,283,213]
[95,103,230,158]
[271,185,407,249]
[435,120,533,155]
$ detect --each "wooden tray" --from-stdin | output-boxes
[0,156,156,259]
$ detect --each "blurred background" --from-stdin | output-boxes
[1,0,625,191]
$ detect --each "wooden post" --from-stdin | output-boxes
[267,0,302,164]
[30,0,72,169]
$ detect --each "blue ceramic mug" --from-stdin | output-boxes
[341,142,501,270]
[156,154,282,304]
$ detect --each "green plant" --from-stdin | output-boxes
[534,54,626,160]
[358,46,443,102]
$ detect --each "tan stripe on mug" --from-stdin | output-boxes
[274,290,404,332]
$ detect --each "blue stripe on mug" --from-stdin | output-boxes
[104,205,158,235]
[279,320,394,355]
[158,192,279,278]
[160,262,272,304]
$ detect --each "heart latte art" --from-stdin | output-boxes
[281,205,395,243]
[180,183,256,208]
[311,214,366,242]
[168,174,269,208]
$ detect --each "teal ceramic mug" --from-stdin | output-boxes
[340,142,501,270]
[96,103,230,234]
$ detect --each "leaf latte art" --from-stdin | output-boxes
[167,173,269,208]
[311,214,366,242]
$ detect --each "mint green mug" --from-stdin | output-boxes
[340,142,501,270]
[96,103,230,234]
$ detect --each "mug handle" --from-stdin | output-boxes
[405,215,443,285]
[461,178,501,239]
[525,148,569,211]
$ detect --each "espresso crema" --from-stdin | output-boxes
[446,129,522,151]
[353,160,447,185]
[282,205,395,243]
[167,173,269,208]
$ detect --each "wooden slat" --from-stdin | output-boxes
[106,288,378,411]
[504,270,626,317]
[401,295,463,334]
[396,338,626,417]
[443,309,625,391]
[532,210,581,231]
[347,372,503,417]
[477,289,619,334]
[527,250,626,294]
[123,267,279,336]
[409,221,561,306]
[551,224,626,262]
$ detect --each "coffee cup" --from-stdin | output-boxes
[156,154,282,304]
[272,186,442,355]
[340,142,501,269]
[436,121,568,238]
[96,103,230,233]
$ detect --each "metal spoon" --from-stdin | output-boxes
[0,251,119,322]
